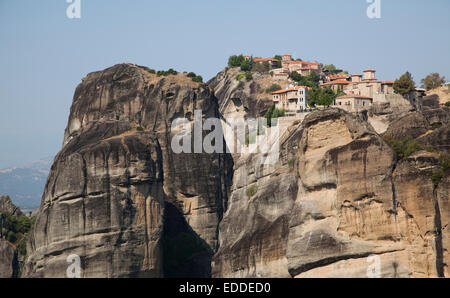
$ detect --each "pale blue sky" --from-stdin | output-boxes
[0,0,449,168]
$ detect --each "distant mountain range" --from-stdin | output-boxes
[0,157,53,212]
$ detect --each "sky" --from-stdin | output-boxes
[0,0,449,169]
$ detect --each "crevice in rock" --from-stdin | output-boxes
[433,188,445,277]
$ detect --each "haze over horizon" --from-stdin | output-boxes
[1,0,449,168]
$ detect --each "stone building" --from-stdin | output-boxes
[254,58,279,68]
[272,86,309,112]
[344,69,394,101]
[321,79,351,93]
[281,54,321,74]
[333,94,373,113]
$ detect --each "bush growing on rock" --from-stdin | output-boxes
[245,71,253,82]
[228,55,245,68]
[246,184,258,198]
[265,84,281,93]
[384,136,424,160]
[157,68,178,76]
[192,75,203,83]
[107,99,116,109]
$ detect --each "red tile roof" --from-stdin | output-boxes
[381,81,394,85]
[254,58,279,62]
[322,79,350,85]
[271,86,309,94]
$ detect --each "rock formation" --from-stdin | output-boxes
[23,64,233,277]
[0,239,17,278]
[0,195,24,217]
[211,69,449,278]
[20,64,449,278]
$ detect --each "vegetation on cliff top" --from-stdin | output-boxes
[393,72,416,96]
[421,73,446,91]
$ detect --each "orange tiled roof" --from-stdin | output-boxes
[381,81,394,84]
[254,58,279,62]
[322,79,350,85]
[272,86,310,94]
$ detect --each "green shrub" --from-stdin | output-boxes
[288,158,296,171]
[385,136,423,160]
[236,73,245,81]
[440,154,450,172]
[245,71,253,82]
[265,84,281,93]
[157,68,178,77]
[6,231,17,243]
[192,75,203,83]
[228,55,245,68]
[187,72,196,78]
[246,184,258,198]
[432,123,442,130]
[147,68,156,74]
[240,59,253,72]
[445,101,450,107]
[432,170,443,187]
[107,99,116,109]
[136,126,144,131]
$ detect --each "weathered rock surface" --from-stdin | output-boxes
[0,239,17,278]
[0,195,24,217]
[24,64,233,277]
[212,108,449,278]
[208,68,290,119]
[22,64,449,278]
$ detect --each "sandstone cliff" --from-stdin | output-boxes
[21,64,449,278]
[24,64,233,277]
[211,108,449,278]
[210,70,449,278]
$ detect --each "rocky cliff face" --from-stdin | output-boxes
[210,71,449,278]
[0,196,21,278]
[212,108,449,278]
[0,195,24,217]
[0,239,17,278]
[23,64,233,277]
[21,64,449,278]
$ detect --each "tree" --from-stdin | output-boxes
[323,64,343,75]
[240,58,253,71]
[309,87,338,107]
[421,73,446,90]
[289,72,303,82]
[393,72,416,96]
[228,55,245,68]
[273,55,282,62]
